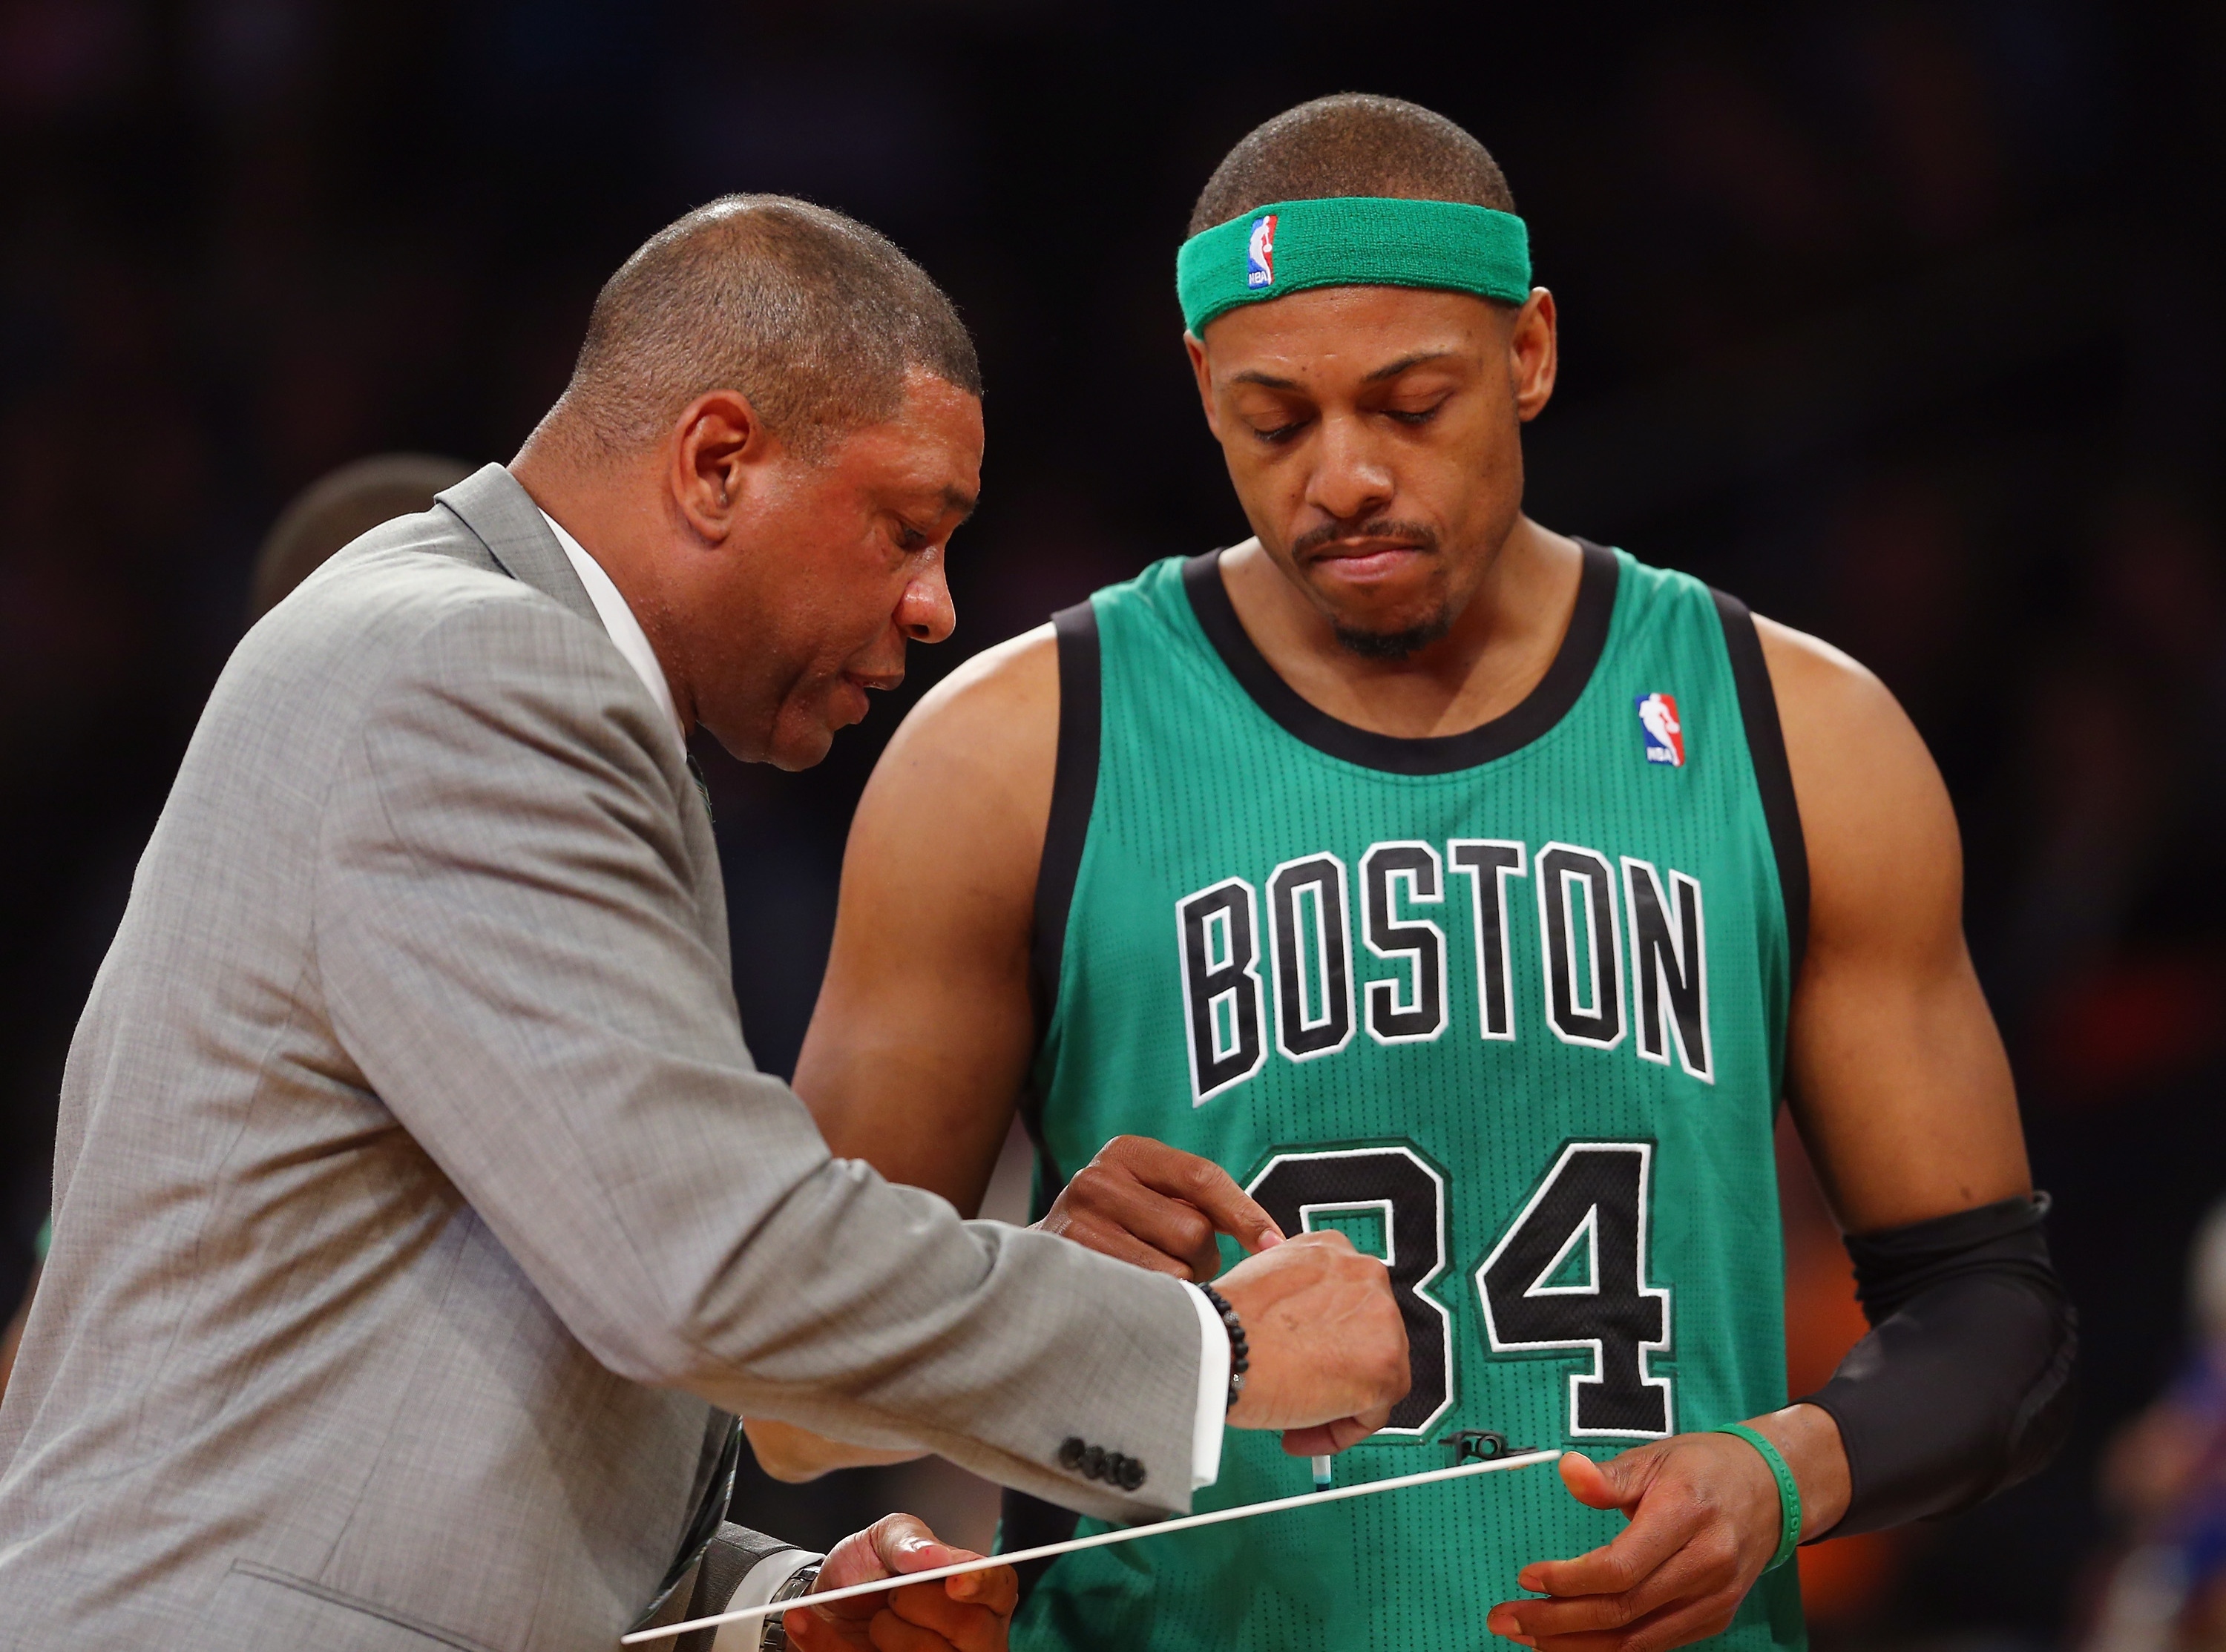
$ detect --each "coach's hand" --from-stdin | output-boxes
[1034,1135,1285,1281]
[785,1513,1017,1652]
[1218,1229,1410,1457]
[1486,1406,1850,1652]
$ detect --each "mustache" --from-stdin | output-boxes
[1289,518,1440,559]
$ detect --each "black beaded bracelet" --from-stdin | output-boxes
[1198,1283,1250,1412]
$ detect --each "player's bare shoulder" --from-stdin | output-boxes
[876,622,1059,798]
[1750,613,1960,929]
[848,622,1064,901]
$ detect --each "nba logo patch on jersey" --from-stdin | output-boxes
[1246,213,1278,288]
[1635,692,1684,766]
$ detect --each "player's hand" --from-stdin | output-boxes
[1216,1228,1409,1457]
[1033,1134,1286,1281]
[784,1513,1017,1652]
[1486,1407,1850,1652]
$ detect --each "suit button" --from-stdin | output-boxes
[1115,1455,1146,1492]
[1058,1437,1086,1471]
[1081,1444,1107,1481]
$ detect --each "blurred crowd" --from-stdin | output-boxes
[3,3,2222,1647]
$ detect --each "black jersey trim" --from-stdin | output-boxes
[1712,590,1809,984]
[1180,540,1621,775]
[1033,600,1102,1030]
[1020,601,1100,1193]
[999,1488,1082,1607]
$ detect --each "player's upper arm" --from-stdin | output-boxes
[792,625,1061,1215]
[1757,615,2031,1234]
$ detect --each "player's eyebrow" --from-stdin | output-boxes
[941,485,978,521]
[1228,352,1460,392]
[1363,351,1458,382]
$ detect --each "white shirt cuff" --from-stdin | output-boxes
[1180,1281,1228,1491]
[709,1548,821,1652]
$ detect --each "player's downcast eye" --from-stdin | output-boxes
[1235,401,1313,444]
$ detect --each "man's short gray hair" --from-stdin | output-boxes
[556,194,982,461]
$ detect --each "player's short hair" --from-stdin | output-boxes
[556,194,981,461]
[1188,94,1516,237]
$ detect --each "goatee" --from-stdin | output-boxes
[1333,609,1454,660]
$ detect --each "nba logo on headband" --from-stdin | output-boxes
[1246,213,1277,288]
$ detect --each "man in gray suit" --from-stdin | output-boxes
[0,197,1408,1651]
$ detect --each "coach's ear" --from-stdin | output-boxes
[666,387,779,547]
[1183,332,1225,441]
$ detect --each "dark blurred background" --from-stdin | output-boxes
[4,1,2223,1645]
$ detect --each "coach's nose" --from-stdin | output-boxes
[898,552,956,645]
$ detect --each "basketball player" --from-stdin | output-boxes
[768,96,2075,1651]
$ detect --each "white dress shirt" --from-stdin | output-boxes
[539,510,685,751]
[537,507,1227,1493]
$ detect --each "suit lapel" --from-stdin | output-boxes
[434,464,601,629]
[434,464,730,958]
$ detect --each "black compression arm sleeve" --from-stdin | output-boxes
[1799,1194,2076,1539]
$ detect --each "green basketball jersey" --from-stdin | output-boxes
[1005,542,1809,1651]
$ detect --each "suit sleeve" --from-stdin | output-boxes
[312,595,1202,1520]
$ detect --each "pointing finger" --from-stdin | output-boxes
[1108,1136,1286,1259]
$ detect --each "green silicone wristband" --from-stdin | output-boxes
[1713,1424,1801,1570]
[1175,195,1532,335]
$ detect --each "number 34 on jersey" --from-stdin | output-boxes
[1250,1139,1676,1443]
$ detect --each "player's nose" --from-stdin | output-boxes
[1305,416,1396,523]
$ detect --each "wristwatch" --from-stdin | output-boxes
[758,1562,823,1652]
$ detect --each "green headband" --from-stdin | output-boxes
[1176,197,1531,335]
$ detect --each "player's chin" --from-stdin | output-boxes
[1311,582,1454,657]
[1326,605,1454,662]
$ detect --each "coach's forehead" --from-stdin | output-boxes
[1203,285,1504,382]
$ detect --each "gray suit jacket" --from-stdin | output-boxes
[0,467,1201,1651]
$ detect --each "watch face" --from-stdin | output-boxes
[761,1564,822,1652]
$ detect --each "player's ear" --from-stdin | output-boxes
[1184,332,1226,440]
[1510,289,1558,424]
